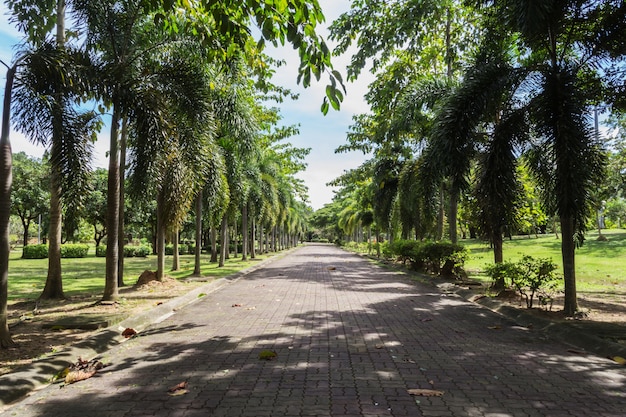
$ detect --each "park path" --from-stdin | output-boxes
[2,243,625,417]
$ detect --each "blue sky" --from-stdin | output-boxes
[0,1,372,210]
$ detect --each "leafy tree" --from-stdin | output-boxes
[10,152,49,250]
[83,168,108,248]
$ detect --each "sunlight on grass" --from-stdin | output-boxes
[460,229,626,293]
[7,249,279,302]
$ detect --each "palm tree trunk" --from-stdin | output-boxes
[449,183,459,244]
[156,191,165,281]
[250,216,256,259]
[219,215,227,267]
[41,170,64,299]
[193,191,202,276]
[117,116,127,287]
[0,64,16,347]
[103,106,121,300]
[210,226,218,263]
[561,216,578,315]
[241,203,248,261]
[437,184,445,241]
[172,229,180,271]
[41,0,68,300]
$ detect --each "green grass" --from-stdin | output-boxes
[7,249,277,303]
[460,229,626,293]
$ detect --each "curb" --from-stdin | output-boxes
[0,250,291,408]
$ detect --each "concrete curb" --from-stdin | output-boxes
[0,250,290,407]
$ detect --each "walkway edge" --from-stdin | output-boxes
[0,250,294,408]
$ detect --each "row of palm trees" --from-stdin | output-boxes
[1,0,341,348]
[324,0,625,316]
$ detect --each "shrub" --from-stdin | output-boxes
[385,240,468,277]
[60,244,89,258]
[484,261,523,290]
[165,244,174,255]
[22,244,48,259]
[485,256,561,308]
[124,245,151,257]
[96,245,106,257]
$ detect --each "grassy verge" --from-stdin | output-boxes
[7,249,279,303]
[459,229,626,294]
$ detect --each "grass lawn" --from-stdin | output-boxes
[460,228,626,294]
[7,248,278,303]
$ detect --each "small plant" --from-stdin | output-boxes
[96,245,106,257]
[485,261,523,291]
[486,256,561,308]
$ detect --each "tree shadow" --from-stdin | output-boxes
[5,244,625,417]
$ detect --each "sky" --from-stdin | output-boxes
[0,0,373,211]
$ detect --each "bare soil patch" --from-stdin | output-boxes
[2,275,210,376]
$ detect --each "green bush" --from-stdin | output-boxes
[61,244,89,258]
[484,261,522,290]
[22,244,48,259]
[123,245,151,257]
[165,244,174,255]
[386,240,468,277]
[96,245,106,257]
[485,256,561,308]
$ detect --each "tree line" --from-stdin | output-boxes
[0,0,346,348]
[311,0,625,316]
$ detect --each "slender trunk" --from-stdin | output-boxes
[219,215,227,267]
[0,64,16,347]
[233,220,238,258]
[250,216,256,259]
[193,192,202,276]
[241,204,248,261]
[449,183,459,244]
[172,229,180,271]
[117,117,127,287]
[21,218,30,248]
[156,191,165,281]
[437,184,445,241]
[210,226,218,263]
[41,171,64,299]
[561,216,578,315]
[103,106,121,300]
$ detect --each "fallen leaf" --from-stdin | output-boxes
[420,318,432,322]
[122,328,137,338]
[246,307,256,310]
[156,301,163,306]
[327,267,336,270]
[428,380,435,386]
[611,356,626,365]
[488,325,502,330]
[375,344,384,349]
[407,388,444,397]
[168,381,188,396]
[232,304,242,307]
[65,357,106,385]
[168,381,188,393]
[259,349,277,360]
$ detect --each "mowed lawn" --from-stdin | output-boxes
[6,248,275,303]
[460,228,626,294]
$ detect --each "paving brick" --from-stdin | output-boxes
[2,244,625,417]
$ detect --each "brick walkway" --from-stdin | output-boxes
[2,244,625,417]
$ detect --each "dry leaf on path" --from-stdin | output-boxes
[122,328,137,338]
[611,356,626,365]
[327,267,336,270]
[232,304,242,307]
[168,381,188,396]
[65,357,106,385]
[407,388,444,397]
[488,325,502,330]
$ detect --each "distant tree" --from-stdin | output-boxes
[11,152,49,250]
[83,168,108,248]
